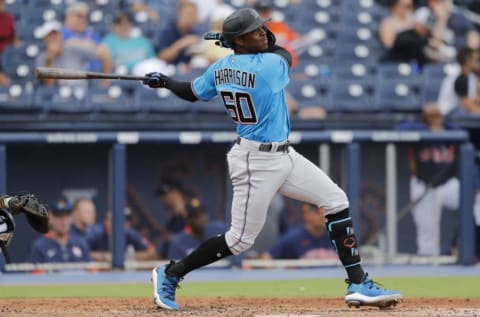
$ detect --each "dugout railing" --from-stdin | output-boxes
[0,130,475,270]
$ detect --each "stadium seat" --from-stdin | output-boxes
[333,44,375,66]
[0,83,35,112]
[34,85,91,113]
[377,62,422,83]
[420,78,444,104]
[86,85,139,113]
[133,86,191,113]
[2,43,43,68]
[373,79,422,112]
[288,78,330,111]
[1,59,36,82]
[331,63,374,84]
[327,80,374,112]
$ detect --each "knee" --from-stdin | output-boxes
[225,230,254,255]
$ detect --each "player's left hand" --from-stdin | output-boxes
[143,72,168,88]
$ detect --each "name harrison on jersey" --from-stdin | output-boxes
[214,68,256,88]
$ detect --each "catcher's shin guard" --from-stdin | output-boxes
[326,210,361,268]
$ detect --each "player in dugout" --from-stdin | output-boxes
[142,8,403,311]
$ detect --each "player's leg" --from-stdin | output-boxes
[410,176,437,255]
[278,147,402,308]
[152,149,291,310]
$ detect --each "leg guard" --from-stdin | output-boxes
[326,214,361,268]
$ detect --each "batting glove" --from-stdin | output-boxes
[143,72,168,88]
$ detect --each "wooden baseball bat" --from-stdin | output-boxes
[35,67,148,81]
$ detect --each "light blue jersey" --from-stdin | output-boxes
[192,53,290,142]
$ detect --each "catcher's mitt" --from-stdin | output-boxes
[0,194,49,234]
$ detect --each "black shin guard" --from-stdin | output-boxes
[166,234,233,279]
[326,209,365,283]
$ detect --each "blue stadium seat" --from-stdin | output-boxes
[1,59,36,82]
[333,43,375,65]
[420,78,444,104]
[327,80,374,112]
[133,86,191,113]
[331,63,374,84]
[20,7,62,28]
[377,62,422,83]
[336,26,376,45]
[34,85,91,113]
[5,1,26,23]
[421,63,458,82]
[288,78,329,111]
[86,85,139,113]
[0,83,35,112]
[2,43,43,68]
[374,79,422,112]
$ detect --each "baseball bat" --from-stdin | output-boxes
[35,67,148,81]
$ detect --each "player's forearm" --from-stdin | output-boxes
[164,77,198,102]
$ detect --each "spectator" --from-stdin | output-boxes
[261,203,337,259]
[167,199,227,260]
[35,20,111,87]
[27,199,91,263]
[155,1,203,66]
[379,0,421,62]
[125,0,176,24]
[155,179,189,235]
[0,0,14,86]
[87,208,156,261]
[437,46,480,115]
[62,2,111,73]
[102,12,156,73]
[70,198,96,240]
[396,102,460,256]
[414,0,479,62]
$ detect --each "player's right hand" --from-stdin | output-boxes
[143,72,168,88]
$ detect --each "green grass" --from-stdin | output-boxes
[1,277,479,299]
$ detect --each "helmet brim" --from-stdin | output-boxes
[237,17,271,37]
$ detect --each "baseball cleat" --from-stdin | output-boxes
[345,273,402,309]
[151,261,181,311]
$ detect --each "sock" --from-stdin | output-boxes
[326,208,365,284]
[166,234,233,278]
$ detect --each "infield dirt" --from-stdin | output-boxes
[1,297,480,316]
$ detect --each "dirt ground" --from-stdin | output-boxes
[1,297,480,317]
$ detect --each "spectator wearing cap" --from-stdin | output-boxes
[167,199,228,260]
[69,198,96,240]
[86,207,156,261]
[155,179,189,235]
[61,2,112,74]
[27,199,91,263]
[101,12,156,73]
[35,20,111,87]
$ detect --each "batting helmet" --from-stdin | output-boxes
[222,8,271,43]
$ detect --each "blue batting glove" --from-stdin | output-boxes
[143,72,167,88]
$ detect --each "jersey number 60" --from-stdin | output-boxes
[220,91,258,124]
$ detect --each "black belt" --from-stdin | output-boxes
[235,137,290,152]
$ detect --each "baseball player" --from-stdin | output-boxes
[143,8,402,311]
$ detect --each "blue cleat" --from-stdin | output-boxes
[151,261,181,311]
[345,273,402,309]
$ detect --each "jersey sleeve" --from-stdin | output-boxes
[191,65,218,101]
[260,54,290,93]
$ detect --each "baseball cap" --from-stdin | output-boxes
[186,199,206,218]
[37,20,62,39]
[51,199,72,216]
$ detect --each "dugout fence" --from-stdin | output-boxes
[0,130,476,271]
